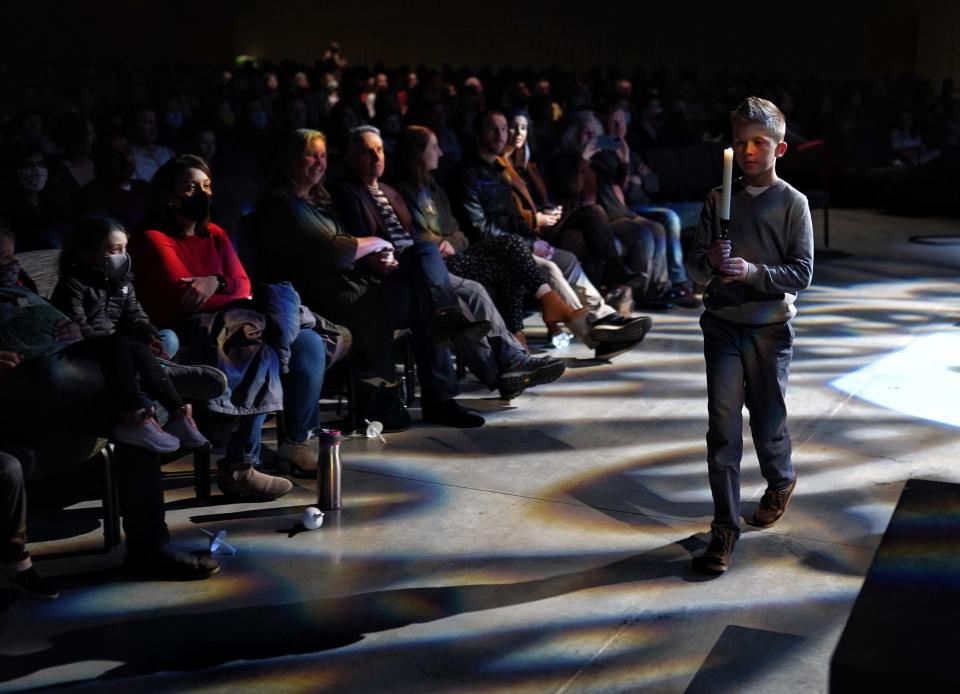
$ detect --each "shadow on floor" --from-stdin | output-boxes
[0,539,708,684]
[685,624,817,693]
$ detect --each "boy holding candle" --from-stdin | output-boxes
[686,96,814,574]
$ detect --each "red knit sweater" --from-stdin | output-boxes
[131,222,252,327]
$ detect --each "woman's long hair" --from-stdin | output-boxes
[266,128,329,202]
[393,125,433,190]
[145,154,213,237]
[506,108,535,168]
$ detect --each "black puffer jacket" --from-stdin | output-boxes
[51,265,157,340]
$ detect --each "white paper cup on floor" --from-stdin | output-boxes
[302,507,324,530]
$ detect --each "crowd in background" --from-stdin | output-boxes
[3,48,960,252]
[1,46,958,591]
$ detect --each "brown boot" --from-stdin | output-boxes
[217,460,293,501]
[692,525,738,574]
[749,477,797,528]
[539,289,588,325]
[275,440,318,478]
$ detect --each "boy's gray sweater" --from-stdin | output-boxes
[687,178,813,325]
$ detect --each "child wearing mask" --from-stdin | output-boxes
[50,216,209,452]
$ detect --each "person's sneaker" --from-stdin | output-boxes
[0,561,60,600]
[749,478,797,528]
[421,399,485,428]
[588,314,652,345]
[497,356,566,400]
[692,525,739,575]
[113,408,181,453]
[161,360,228,401]
[124,544,220,581]
[275,440,317,478]
[216,460,293,500]
[163,404,210,449]
[428,308,491,346]
[594,338,643,361]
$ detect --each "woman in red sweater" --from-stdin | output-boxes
[132,168,251,327]
[132,155,326,498]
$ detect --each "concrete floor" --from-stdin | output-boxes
[2,208,959,693]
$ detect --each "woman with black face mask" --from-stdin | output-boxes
[131,154,329,498]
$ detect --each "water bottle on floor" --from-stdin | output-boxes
[316,429,342,510]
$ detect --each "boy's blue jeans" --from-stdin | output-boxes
[700,312,795,535]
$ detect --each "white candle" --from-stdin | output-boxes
[719,147,733,221]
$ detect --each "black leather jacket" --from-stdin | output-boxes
[456,153,536,246]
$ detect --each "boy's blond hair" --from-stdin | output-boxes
[730,96,786,143]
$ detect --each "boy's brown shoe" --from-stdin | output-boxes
[749,478,797,528]
[692,525,738,575]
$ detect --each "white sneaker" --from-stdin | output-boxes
[113,408,181,453]
[163,404,210,449]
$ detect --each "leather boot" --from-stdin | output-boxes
[539,289,587,325]
[692,524,738,575]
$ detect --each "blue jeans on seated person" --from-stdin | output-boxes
[224,327,327,464]
[157,329,180,360]
[632,202,703,285]
[386,240,459,404]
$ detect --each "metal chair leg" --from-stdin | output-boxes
[347,353,362,434]
[403,335,416,405]
[99,443,121,551]
[192,445,211,500]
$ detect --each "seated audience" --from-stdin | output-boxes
[49,112,97,220]
[0,228,219,582]
[601,104,701,307]
[79,132,151,233]
[391,125,568,392]
[457,111,651,359]
[330,125,505,427]
[131,155,323,487]
[1,145,70,251]
[503,109,636,309]
[130,107,175,183]
[394,124,582,352]
[555,110,672,309]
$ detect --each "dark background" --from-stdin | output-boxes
[2,1,957,81]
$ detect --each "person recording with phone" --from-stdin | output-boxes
[551,110,673,310]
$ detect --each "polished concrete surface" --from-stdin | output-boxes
[2,209,959,693]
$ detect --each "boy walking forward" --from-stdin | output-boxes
[686,96,814,574]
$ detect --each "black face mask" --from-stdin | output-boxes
[176,191,210,222]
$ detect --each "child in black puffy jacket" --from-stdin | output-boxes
[51,215,208,452]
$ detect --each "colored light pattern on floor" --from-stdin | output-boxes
[831,332,960,428]
[2,211,960,692]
